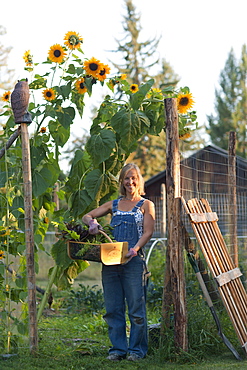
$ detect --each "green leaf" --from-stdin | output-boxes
[51,239,72,269]
[30,145,46,169]
[10,196,24,218]
[144,101,165,135]
[29,77,47,89]
[49,120,70,147]
[55,83,72,100]
[70,189,92,218]
[84,77,94,96]
[67,64,76,74]
[0,171,6,187]
[32,161,60,197]
[44,105,57,119]
[57,107,75,129]
[65,150,91,193]
[111,109,142,152]
[86,130,116,166]
[129,79,154,110]
[84,169,112,202]
[71,91,85,118]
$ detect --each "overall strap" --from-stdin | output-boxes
[112,198,120,213]
[132,198,145,212]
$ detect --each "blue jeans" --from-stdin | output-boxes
[102,256,148,358]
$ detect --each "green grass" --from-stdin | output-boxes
[0,313,246,370]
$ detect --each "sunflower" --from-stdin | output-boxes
[23,50,33,66]
[64,31,83,50]
[179,132,191,140]
[84,57,103,78]
[40,127,47,133]
[97,64,111,82]
[130,84,139,93]
[120,74,127,80]
[75,78,87,94]
[48,44,67,64]
[0,250,5,259]
[42,88,56,101]
[177,93,195,114]
[146,88,162,99]
[1,91,11,102]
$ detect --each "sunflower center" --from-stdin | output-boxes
[99,69,106,76]
[46,91,52,97]
[69,36,79,45]
[89,63,98,71]
[54,50,61,58]
[80,83,85,89]
[180,97,189,106]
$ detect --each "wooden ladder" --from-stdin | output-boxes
[182,197,247,356]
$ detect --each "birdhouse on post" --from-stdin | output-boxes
[11,79,38,353]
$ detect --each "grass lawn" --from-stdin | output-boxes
[1,312,246,370]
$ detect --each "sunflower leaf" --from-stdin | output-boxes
[84,169,112,202]
[111,108,142,152]
[86,129,116,166]
[49,120,70,147]
[70,189,92,218]
[129,79,154,110]
[56,107,75,129]
[29,78,47,90]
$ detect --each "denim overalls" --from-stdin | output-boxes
[102,197,148,358]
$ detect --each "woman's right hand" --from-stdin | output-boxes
[88,219,101,234]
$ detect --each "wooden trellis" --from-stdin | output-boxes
[182,197,247,356]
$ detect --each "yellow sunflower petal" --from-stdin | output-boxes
[75,78,87,94]
[64,31,83,50]
[177,93,195,114]
[48,44,67,64]
[84,57,103,78]
[1,91,11,102]
[130,84,139,93]
[97,64,111,81]
[42,88,56,101]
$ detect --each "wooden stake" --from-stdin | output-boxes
[228,131,238,266]
[162,98,187,351]
[21,123,38,353]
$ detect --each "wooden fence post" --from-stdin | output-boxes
[228,131,238,266]
[162,98,187,351]
[21,123,38,352]
[160,183,166,238]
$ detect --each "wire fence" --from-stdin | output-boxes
[145,145,247,354]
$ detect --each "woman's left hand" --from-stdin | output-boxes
[125,248,138,260]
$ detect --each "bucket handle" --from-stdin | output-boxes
[99,229,113,243]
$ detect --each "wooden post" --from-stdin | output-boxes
[21,123,38,352]
[162,98,187,351]
[228,131,238,266]
[160,183,166,238]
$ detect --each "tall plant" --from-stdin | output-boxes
[0,31,196,347]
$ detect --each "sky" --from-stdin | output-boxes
[1,0,247,148]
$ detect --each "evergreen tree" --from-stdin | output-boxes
[232,44,247,157]
[207,45,247,157]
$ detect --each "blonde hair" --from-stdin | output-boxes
[119,163,145,196]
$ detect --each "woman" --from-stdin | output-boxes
[82,163,155,362]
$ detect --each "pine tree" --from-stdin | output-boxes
[207,45,247,157]
[232,44,247,157]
